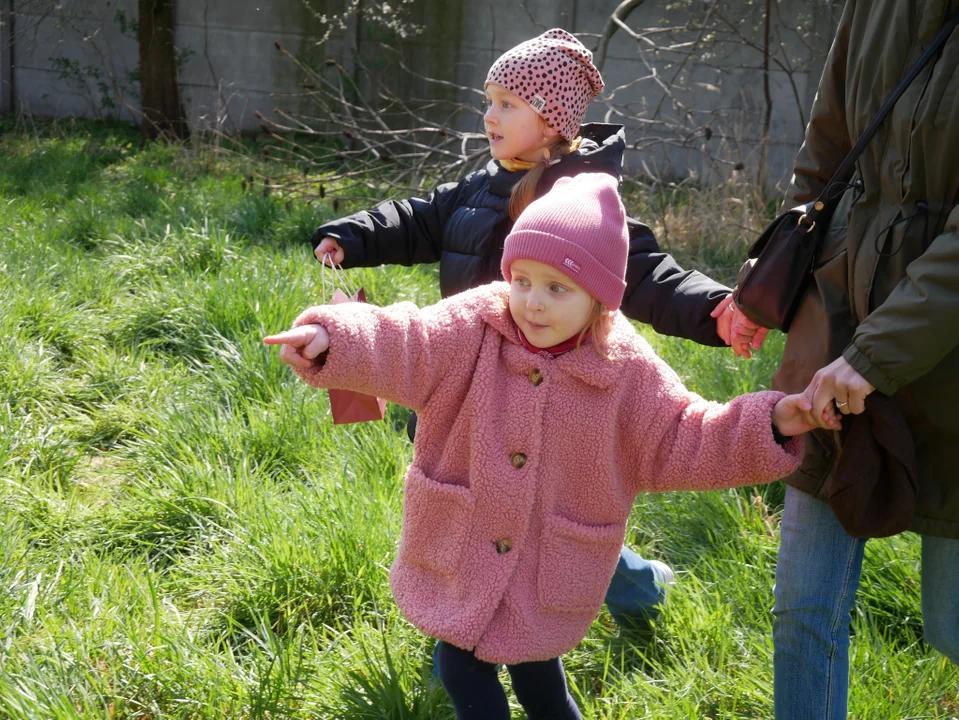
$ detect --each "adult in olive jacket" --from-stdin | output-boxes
[742,0,959,717]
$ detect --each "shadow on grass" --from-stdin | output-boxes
[225,575,352,634]
[576,615,668,695]
[90,493,231,570]
[856,533,925,650]
[335,640,455,720]
[0,128,133,201]
[108,295,220,363]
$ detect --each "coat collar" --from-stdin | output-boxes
[474,283,635,390]
[486,123,627,198]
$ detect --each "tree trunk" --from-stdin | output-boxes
[139,0,189,140]
[758,0,773,189]
[1,0,14,114]
[594,0,648,71]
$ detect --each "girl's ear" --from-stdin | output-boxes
[599,306,609,315]
[540,118,560,142]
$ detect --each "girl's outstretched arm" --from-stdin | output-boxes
[620,217,733,347]
[265,285,494,412]
[621,346,804,495]
[309,177,472,269]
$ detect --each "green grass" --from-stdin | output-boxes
[1,118,956,719]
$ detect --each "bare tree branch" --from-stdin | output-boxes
[252,37,488,201]
[594,0,649,71]
[250,0,838,207]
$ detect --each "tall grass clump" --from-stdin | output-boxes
[622,175,775,286]
[0,118,955,719]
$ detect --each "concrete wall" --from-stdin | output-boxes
[10,0,353,129]
[13,0,139,121]
[353,0,841,187]
[3,0,842,188]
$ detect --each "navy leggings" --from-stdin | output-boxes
[435,641,582,720]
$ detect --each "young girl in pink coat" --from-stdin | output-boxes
[317,27,748,635]
[265,174,836,719]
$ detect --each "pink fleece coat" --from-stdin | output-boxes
[291,282,802,665]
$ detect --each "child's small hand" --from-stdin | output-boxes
[772,393,842,437]
[263,324,330,369]
[314,237,345,266]
[709,295,770,359]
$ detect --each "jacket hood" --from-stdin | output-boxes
[486,123,626,198]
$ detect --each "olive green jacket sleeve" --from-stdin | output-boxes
[844,205,959,395]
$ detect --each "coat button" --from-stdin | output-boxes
[494,538,512,554]
[510,452,527,469]
[528,368,544,386]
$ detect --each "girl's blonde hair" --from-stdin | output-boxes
[508,123,577,221]
[575,301,613,358]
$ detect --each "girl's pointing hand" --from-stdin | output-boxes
[264,324,330,369]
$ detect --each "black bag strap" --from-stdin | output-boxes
[806,8,959,220]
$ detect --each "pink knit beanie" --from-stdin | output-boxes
[485,29,604,142]
[501,173,628,311]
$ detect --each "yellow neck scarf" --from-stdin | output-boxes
[498,137,582,173]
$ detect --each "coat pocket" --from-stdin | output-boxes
[396,467,474,578]
[537,514,625,614]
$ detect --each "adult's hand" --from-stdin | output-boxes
[804,355,876,426]
[712,294,735,345]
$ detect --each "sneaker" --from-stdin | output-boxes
[648,559,675,589]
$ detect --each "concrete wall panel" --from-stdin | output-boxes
[14,65,140,119]
[6,0,841,189]
[178,0,343,35]
[14,9,139,120]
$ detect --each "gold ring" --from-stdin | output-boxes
[835,400,848,408]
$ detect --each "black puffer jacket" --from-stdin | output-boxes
[312,123,731,346]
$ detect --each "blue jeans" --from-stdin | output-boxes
[773,484,959,719]
[604,545,670,628]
